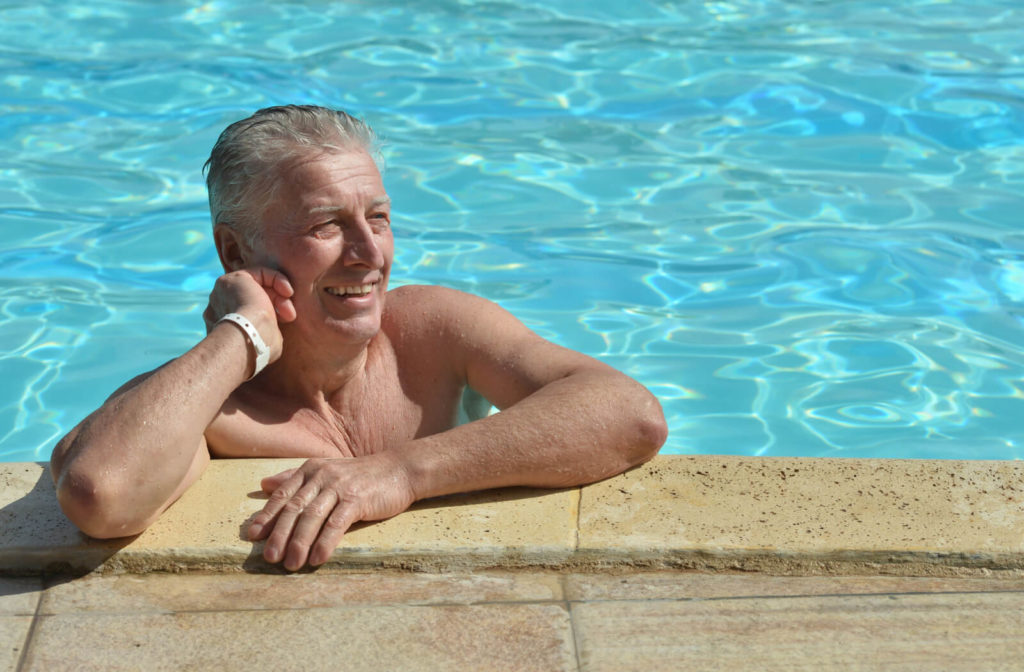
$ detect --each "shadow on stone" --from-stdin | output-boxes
[0,463,132,577]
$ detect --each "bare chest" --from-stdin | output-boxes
[205,372,461,460]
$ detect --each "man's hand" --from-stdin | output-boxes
[202,267,296,367]
[247,453,417,570]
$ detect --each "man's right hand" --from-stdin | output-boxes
[202,267,296,366]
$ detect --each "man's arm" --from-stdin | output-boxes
[250,286,667,569]
[51,268,294,538]
[400,287,667,492]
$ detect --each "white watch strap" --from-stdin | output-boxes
[217,313,270,379]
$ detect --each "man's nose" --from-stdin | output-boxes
[342,219,385,268]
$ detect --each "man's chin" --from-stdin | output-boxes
[321,313,383,345]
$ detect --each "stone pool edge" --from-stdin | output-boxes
[1,455,1022,577]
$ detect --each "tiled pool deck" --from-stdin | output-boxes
[2,455,1024,670]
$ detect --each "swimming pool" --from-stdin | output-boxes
[1,0,1022,462]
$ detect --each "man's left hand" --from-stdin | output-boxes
[247,454,417,570]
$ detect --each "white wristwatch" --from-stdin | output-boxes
[217,313,270,380]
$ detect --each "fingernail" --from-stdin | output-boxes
[247,522,263,539]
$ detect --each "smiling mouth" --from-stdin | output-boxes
[325,283,376,297]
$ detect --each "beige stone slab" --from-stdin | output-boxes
[565,570,1024,602]
[143,459,578,571]
[25,604,576,672]
[8,455,1024,576]
[0,462,117,573]
[573,591,1024,672]
[0,576,42,615]
[578,456,1024,572]
[0,459,578,574]
[1,616,32,672]
[41,570,563,614]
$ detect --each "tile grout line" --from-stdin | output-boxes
[586,588,1024,605]
[14,577,47,672]
[560,574,583,672]
[570,486,582,668]
[568,483,584,669]
[572,486,582,555]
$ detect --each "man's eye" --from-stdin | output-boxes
[311,222,338,236]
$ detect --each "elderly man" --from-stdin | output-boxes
[51,105,667,571]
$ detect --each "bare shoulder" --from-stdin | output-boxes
[386,284,488,313]
[382,284,603,410]
[384,284,516,334]
[382,283,540,368]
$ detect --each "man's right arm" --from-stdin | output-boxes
[50,320,252,538]
[50,268,293,539]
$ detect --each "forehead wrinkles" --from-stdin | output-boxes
[271,152,387,224]
[308,195,391,217]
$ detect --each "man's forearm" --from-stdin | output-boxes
[52,323,251,537]
[396,369,667,501]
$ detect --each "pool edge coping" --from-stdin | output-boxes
[1,455,1022,577]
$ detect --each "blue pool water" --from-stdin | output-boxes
[2,0,1023,462]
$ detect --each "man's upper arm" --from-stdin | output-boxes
[421,286,612,410]
[51,365,211,523]
[50,369,157,482]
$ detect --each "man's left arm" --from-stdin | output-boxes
[401,289,667,493]
[251,287,667,569]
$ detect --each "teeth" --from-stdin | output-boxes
[326,284,374,296]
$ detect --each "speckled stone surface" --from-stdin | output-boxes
[0,576,42,614]
[40,571,563,614]
[25,603,577,672]
[3,455,1024,575]
[0,462,123,573]
[0,459,579,574]
[572,591,1024,672]
[577,456,1024,573]
[21,570,1024,671]
[563,570,1024,602]
[1,616,32,671]
[0,577,39,672]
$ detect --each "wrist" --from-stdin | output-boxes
[216,313,270,379]
[387,440,442,501]
[209,319,259,382]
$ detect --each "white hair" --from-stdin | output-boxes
[203,105,382,242]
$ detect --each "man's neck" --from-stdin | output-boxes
[254,330,378,411]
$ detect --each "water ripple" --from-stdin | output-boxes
[2,0,1024,460]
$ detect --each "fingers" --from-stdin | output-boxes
[246,456,416,571]
[247,465,355,571]
[202,304,216,333]
[246,267,293,299]
[272,295,297,323]
[245,267,297,323]
[256,486,356,571]
[206,269,277,323]
[205,267,293,360]
[257,478,316,566]
[260,468,297,495]
[308,506,358,566]
[282,490,342,570]
[246,467,304,542]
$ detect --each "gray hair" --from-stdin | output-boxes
[203,105,382,242]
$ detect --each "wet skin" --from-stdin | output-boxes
[51,149,668,571]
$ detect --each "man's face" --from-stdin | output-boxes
[249,149,393,346]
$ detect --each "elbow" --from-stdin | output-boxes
[55,468,149,539]
[627,395,668,466]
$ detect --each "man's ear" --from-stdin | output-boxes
[214,223,249,272]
